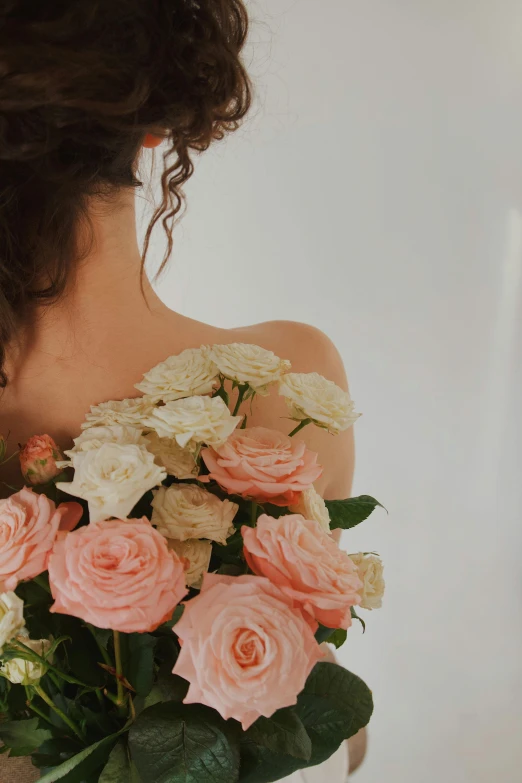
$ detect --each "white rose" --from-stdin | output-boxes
[289,487,331,533]
[350,553,385,610]
[203,343,291,394]
[146,395,242,448]
[167,539,212,588]
[1,637,53,685]
[56,443,166,522]
[57,425,148,469]
[135,348,219,404]
[279,372,361,435]
[152,484,237,544]
[0,592,25,653]
[81,397,155,431]
[144,432,199,480]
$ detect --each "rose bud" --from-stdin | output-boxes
[19,434,64,485]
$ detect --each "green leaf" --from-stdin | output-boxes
[239,663,373,782]
[37,733,121,783]
[129,701,240,783]
[120,633,156,697]
[134,671,189,715]
[56,617,107,687]
[31,737,80,769]
[86,625,112,650]
[314,625,334,644]
[99,741,132,783]
[295,662,373,766]
[350,606,366,633]
[211,530,244,567]
[244,708,311,761]
[327,629,348,649]
[216,564,243,577]
[314,625,348,648]
[325,495,385,530]
[0,718,52,756]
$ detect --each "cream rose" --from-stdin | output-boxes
[144,431,199,479]
[0,592,25,653]
[135,348,219,403]
[203,343,291,394]
[168,539,212,588]
[1,637,52,685]
[56,443,166,523]
[58,425,148,468]
[67,425,147,454]
[289,487,331,533]
[81,397,155,431]
[146,395,242,448]
[151,484,237,544]
[279,372,360,435]
[350,553,385,610]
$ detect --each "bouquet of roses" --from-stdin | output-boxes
[0,343,384,782]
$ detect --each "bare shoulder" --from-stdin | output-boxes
[230,320,347,381]
[226,320,356,501]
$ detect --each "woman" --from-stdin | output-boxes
[0,1,366,779]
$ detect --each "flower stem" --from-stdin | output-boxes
[232,385,247,416]
[288,419,312,437]
[25,693,56,731]
[1,481,20,492]
[113,631,125,708]
[0,449,20,467]
[48,671,63,691]
[34,684,85,742]
[250,501,258,527]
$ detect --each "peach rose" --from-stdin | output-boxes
[48,518,187,633]
[0,488,83,591]
[19,435,63,485]
[201,427,322,506]
[173,573,323,729]
[242,514,363,629]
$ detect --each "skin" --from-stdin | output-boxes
[0,165,366,773]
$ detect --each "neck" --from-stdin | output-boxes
[7,189,170,383]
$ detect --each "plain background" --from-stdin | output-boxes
[137,1,522,781]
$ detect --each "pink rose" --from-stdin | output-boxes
[242,514,363,629]
[201,426,322,506]
[48,518,187,633]
[19,435,64,485]
[173,573,323,729]
[0,487,83,591]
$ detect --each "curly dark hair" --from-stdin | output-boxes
[0,0,251,386]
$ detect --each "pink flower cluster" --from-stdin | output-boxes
[173,513,362,727]
[0,422,360,730]
[0,487,187,635]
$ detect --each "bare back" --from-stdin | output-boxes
[0,310,354,501]
[0,309,357,781]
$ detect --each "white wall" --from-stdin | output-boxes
[137,2,522,781]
